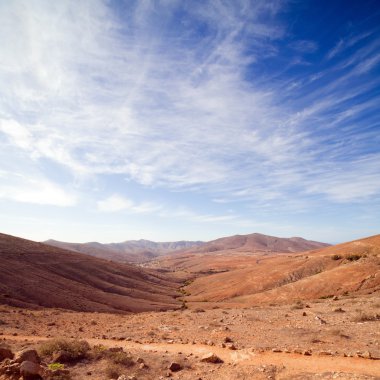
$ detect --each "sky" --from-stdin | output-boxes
[0,0,379,244]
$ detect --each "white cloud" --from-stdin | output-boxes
[0,0,379,215]
[0,172,76,206]
[97,194,162,214]
[97,195,134,212]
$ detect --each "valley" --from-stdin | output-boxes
[0,232,379,379]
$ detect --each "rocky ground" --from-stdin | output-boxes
[1,292,379,379]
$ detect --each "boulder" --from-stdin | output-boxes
[200,353,223,364]
[20,360,43,378]
[0,347,14,361]
[168,362,182,372]
[14,349,40,364]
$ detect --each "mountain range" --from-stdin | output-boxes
[44,233,329,263]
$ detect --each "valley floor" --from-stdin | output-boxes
[1,292,379,379]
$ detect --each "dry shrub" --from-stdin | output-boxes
[291,300,304,310]
[91,345,134,367]
[39,338,90,362]
[345,254,361,261]
[108,350,134,366]
[105,363,124,379]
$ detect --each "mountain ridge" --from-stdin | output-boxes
[44,233,329,263]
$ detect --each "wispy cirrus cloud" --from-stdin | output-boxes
[0,0,379,243]
[326,30,374,60]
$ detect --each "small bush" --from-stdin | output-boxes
[345,254,361,261]
[105,363,124,379]
[39,338,90,362]
[91,344,108,360]
[108,351,134,366]
[331,254,342,260]
[92,346,134,367]
[48,363,65,371]
[291,300,304,310]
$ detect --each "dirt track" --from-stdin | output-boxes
[3,334,380,379]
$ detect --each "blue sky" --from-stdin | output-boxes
[0,0,379,244]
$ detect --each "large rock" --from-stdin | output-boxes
[0,347,14,361]
[168,362,182,372]
[14,349,40,364]
[19,360,43,378]
[200,352,224,364]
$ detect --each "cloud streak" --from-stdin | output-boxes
[0,0,379,237]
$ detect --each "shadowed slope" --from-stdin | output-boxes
[0,233,181,313]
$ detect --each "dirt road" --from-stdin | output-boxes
[3,334,380,378]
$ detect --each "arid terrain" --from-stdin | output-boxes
[1,232,379,379]
[44,240,205,264]
[0,233,182,313]
[43,233,328,264]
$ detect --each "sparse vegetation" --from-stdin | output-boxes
[91,345,134,367]
[39,338,90,362]
[331,254,342,260]
[107,350,134,366]
[105,362,124,379]
[353,312,380,322]
[192,307,206,313]
[291,300,304,310]
[48,363,65,371]
[345,254,362,261]
[91,344,108,360]
[319,294,333,299]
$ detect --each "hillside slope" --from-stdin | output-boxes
[185,234,380,306]
[0,233,181,313]
[45,239,204,263]
[188,233,330,253]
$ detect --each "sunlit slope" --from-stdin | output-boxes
[185,234,380,305]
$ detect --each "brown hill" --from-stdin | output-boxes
[44,239,204,263]
[148,233,329,274]
[184,234,380,307]
[0,233,181,313]
[188,232,329,253]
